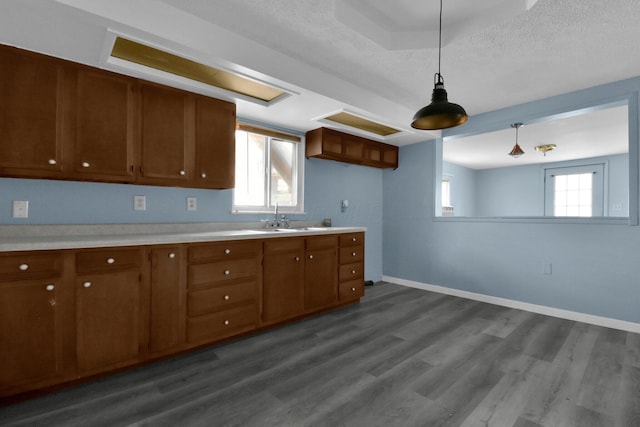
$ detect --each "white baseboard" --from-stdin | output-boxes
[382,275,640,334]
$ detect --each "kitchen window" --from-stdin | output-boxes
[233,123,304,213]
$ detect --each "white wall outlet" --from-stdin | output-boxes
[543,262,552,275]
[12,200,29,218]
[133,195,146,211]
[187,197,197,211]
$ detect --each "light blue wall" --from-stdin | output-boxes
[442,161,477,217]
[0,155,384,281]
[471,153,629,217]
[384,75,640,324]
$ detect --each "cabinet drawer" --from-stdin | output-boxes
[306,235,338,251]
[339,280,364,300]
[189,240,261,263]
[187,304,258,344]
[76,248,142,273]
[339,262,364,282]
[0,252,62,281]
[188,281,258,316]
[264,237,304,254]
[339,233,364,247]
[189,258,258,290]
[339,246,364,264]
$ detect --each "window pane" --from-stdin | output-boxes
[579,173,593,189]
[555,175,567,191]
[234,130,266,206]
[442,179,451,207]
[270,138,296,207]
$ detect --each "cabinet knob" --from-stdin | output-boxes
[45,284,55,291]
[81,161,90,168]
[224,249,231,255]
[179,170,186,176]
[106,257,115,264]
[224,270,230,275]
[351,287,356,292]
[168,252,176,259]
[352,270,356,274]
[48,159,57,165]
[83,281,92,288]
[294,256,300,261]
[224,320,230,326]
[224,295,230,301]
[19,263,29,271]
[352,237,357,242]
[352,252,357,256]
[309,255,314,260]
[201,172,207,178]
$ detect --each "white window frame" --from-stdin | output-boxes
[544,163,606,217]
[232,123,305,214]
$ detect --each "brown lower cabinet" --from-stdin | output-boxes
[0,232,364,399]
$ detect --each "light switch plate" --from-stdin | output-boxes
[12,200,29,218]
[187,197,197,211]
[134,195,146,211]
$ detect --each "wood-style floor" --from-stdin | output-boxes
[1,282,639,426]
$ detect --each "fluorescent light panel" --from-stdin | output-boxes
[323,112,401,136]
[110,37,285,103]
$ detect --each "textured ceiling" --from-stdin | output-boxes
[1,0,639,156]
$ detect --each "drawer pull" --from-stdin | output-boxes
[106,258,115,264]
[224,320,230,326]
[352,252,357,256]
[351,287,356,292]
[352,270,356,274]
[168,252,176,259]
[295,256,300,262]
[309,255,314,260]
[224,295,230,301]
[179,170,186,176]
[48,159,57,165]
[352,237,357,242]
[19,263,29,271]
[224,249,231,255]
[83,281,92,288]
[201,172,207,178]
[81,161,90,168]
[45,284,55,291]
[224,270,230,275]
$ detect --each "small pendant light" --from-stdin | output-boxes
[411,0,468,131]
[508,123,525,158]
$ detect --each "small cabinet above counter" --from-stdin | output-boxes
[305,127,398,169]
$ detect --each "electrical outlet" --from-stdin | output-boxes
[12,200,29,218]
[133,195,146,211]
[187,197,197,211]
[543,262,552,275]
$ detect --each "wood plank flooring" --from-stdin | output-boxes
[1,282,639,426]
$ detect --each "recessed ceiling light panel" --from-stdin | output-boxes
[323,111,402,137]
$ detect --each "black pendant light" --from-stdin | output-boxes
[411,0,468,131]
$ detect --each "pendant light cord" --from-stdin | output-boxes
[434,0,443,86]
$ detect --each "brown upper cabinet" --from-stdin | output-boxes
[0,47,67,177]
[0,44,236,189]
[69,66,137,182]
[305,127,398,169]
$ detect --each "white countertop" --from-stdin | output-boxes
[0,223,366,252]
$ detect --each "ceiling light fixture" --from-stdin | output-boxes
[411,0,468,131]
[535,144,556,156]
[508,123,525,158]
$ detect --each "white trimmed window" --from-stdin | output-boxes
[544,164,604,217]
[233,123,304,213]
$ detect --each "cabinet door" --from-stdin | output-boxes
[0,46,65,177]
[0,279,62,388]
[194,95,236,189]
[304,238,338,311]
[76,271,142,373]
[262,246,304,324]
[71,67,136,181]
[149,247,183,353]
[139,83,194,185]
